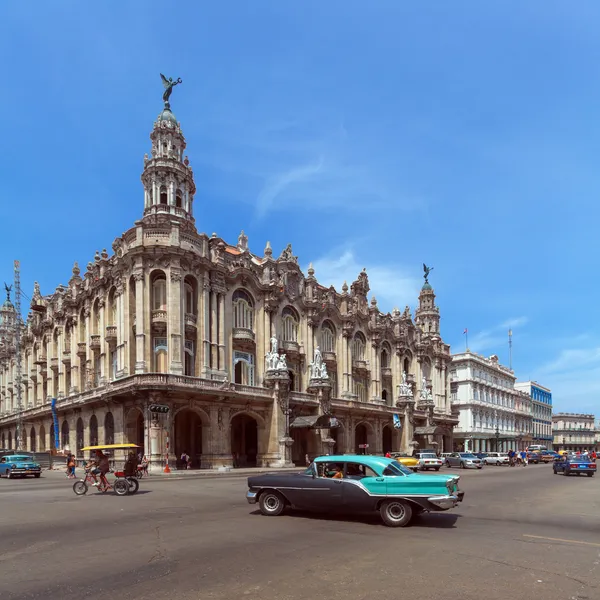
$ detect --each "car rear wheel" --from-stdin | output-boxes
[587,473,594,477]
[5,469,11,479]
[34,474,41,478]
[563,470,569,476]
[434,467,440,471]
[380,500,412,527]
[259,491,286,516]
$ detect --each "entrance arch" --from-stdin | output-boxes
[76,418,84,452]
[89,415,98,447]
[355,422,375,454]
[174,408,206,469]
[231,413,258,467]
[39,425,46,451]
[125,408,144,451]
[30,427,36,452]
[382,425,393,454]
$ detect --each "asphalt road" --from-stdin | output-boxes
[0,464,598,600]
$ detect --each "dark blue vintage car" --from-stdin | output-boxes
[247,455,464,527]
[553,454,596,477]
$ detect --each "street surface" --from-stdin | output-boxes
[0,464,598,600]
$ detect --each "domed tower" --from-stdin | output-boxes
[0,284,16,361]
[141,74,196,227]
[414,264,440,336]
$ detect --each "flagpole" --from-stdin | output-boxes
[464,329,468,351]
[508,329,513,370]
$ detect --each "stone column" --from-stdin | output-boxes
[210,291,218,370]
[133,270,146,373]
[98,298,106,383]
[201,277,210,378]
[264,370,293,467]
[341,333,349,397]
[168,267,183,374]
[218,293,225,372]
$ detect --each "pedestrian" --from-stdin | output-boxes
[68,453,76,479]
[305,453,310,467]
[520,449,527,466]
[385,451,392,458]
[180,452,188,470]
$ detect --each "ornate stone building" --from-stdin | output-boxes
[0,93,457,468]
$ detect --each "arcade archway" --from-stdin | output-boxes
[382,425,393,454]
[174,409,204,469]
[231,414,258,468]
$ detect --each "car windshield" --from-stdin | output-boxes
[12,456,31,462]
[459,453,476,458]
[421,453,437,458]
[383,461,413,476]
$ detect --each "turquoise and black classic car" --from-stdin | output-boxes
[247,455,464,527]
[0,454,42,478]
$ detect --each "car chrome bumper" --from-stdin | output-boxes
[428,494,463,510]
[246,490,258,504]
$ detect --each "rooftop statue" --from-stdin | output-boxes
[160,73,182,105]
[423,263,434,284]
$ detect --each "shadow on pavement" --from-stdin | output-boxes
[250,509,460,528]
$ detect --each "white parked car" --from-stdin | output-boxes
[482,452,509,466]
[415,452,443,471]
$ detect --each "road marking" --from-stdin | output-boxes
[523,534,600,548]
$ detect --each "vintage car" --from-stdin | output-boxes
[415,452,443,471]
[482,452,509,466]
[246,455,464,527]
[391,452,419,472]
[553,454,596,477]
[0,454,42,478]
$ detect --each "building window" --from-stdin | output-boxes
[381,344,390,369]
[94,355,101,386]
[352,333,366,361]
[175,190,183,208]
[110,350,118,380]
[154,337,168,373]
[282,306,299,342]
[160,186,168,205]
[184,340,195,376]
[152,276,167,311]
[355,381,366,402]
[233,289,254,330]
[320,321,335,353]
[233,351,255,386]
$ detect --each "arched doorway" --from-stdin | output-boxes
[231,414,258,467]
[382,425,393,454]
[61,420,70,451]
[89,415,98,446]
[104,412,115,445]
[30,427,36,452]
[76,418,84,452]
[1,432,5,448]
[49,423,55,451]
[39,425,46,451]
[125,408,144,450]
[174,409,204,469]
[8,431,12,449]
[355,423,368,453]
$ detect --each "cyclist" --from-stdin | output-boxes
[87,450,110,488]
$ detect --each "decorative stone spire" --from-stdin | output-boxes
[141,75,196,227]
[307,262,315,278]
[341,281,348,295]
[237,230,248,252]
[264,241,273,257]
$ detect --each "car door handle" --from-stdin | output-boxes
[375,478,385,482]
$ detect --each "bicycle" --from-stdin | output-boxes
[73,469,129,496]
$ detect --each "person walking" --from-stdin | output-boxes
[180,452,188,470]
[67,453,76,479]
[520,449,527,466]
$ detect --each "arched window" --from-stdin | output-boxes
[89,415,98,447]
[61,420,69,450]
[154,337,168,373]
[233,351,255,386]
[354,381,366,402]
[104,412,115,445]
[160,186,168,205]
[152,274,167,311]
[320,321,335,353]
[184,281,197,316]
[92,299,100,335]
[175,190,183,208]
[233,289,254,330]
[79,308,86,342]
[403,357,410,374]
[381,343,391,369]
[184,340,195,376]
[53,329,59,358]
[108,289,117,326]
[382,389,388,403]
[282,306,299,342]
[76,418,84,451]
[352,333,366,361]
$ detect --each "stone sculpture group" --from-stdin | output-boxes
[266,335,288,372]
[309,346,328,380]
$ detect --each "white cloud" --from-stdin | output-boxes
[256,156,325,217]
[308,250,420,312]
[532,344,600,414]
[468,316,528,353]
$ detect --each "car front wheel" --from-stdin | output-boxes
[380,499,413,527]
[259,491,286,517]
[5,469,11,479]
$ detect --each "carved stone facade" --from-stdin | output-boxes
[0,100,457,468]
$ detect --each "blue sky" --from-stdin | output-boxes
[1,2,599,414]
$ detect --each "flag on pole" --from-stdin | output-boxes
[463,328,468,334]
[393,414,402,429]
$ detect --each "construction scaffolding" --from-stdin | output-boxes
[14,260,23,450]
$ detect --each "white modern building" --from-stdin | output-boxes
[450,352,533,452]
[514,381,553,446]
[552,413,598,453]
